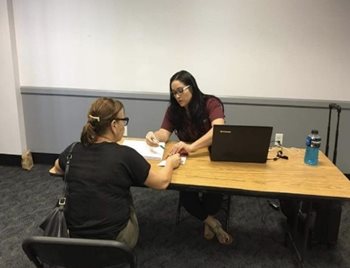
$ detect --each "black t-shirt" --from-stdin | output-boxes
[58,142,150,239]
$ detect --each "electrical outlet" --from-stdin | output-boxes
[123,126,128,137]
[275,133,283,146]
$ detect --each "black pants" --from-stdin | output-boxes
[279,199,300,227]
[180,191,223,221]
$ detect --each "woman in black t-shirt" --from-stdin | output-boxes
[51,97,180,248]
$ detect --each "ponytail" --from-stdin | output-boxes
[80,122,97,146]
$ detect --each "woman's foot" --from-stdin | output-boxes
[205,217,233,245]
[204,223,215,240]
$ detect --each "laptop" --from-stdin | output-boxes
[209,125,273,163]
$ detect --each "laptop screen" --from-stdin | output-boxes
[210,125,273,163]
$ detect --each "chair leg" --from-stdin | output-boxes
[224,195,231,231]
[176,192,182,225]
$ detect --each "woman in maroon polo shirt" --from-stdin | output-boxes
[146,70,233,245]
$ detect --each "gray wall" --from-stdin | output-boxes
[21,87,350,174]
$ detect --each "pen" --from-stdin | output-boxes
[159,145,165,150]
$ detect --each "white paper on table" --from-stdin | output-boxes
[122,140,165,160]
[158,156,187,167]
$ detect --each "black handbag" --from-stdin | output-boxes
[39,142,77,237]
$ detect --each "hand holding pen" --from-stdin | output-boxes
[145,131,161,147]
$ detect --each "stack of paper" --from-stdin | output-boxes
[122,139,165,160]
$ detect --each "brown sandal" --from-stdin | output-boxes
[204,223,215,240]
[209,220,233,245]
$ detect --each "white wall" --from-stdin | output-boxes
[0,0,26,155]
[2,0,350,157]
[12,0,350,101]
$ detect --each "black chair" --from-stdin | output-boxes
[22,236,137,268]
[175,192,231,230]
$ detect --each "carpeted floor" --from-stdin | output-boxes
[1,164,350,267]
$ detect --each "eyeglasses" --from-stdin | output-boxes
[115,117,129,126]
[171,85,190,97]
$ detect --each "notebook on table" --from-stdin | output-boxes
[209,125,273,163]
[122,139,165,160]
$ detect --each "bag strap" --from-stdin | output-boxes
[63,142,78,182]
[60,142,78,206]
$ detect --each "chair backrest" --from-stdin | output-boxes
[22,236,137,268]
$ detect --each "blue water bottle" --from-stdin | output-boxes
[304,129,321,166]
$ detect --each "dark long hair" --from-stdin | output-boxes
[80,97,124,146]
[168,70,223,134]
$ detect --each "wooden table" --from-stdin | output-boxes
[152,145,350,201]
[50,139,350,264]
[153,144,350,264]
[52,138,350,200]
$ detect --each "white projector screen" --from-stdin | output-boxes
[13,0,350,101]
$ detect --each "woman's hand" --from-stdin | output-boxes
[170,141,193,155]
[49,159,64,176]
[145,131,159,146]
[166,153,181,169]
